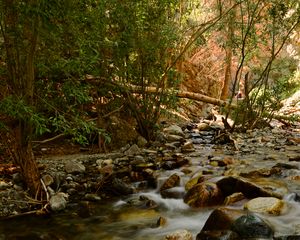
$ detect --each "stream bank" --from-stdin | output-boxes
[1,114,300,239]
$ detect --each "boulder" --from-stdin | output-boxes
[244,197,285,215]
[196,207,244,240]
[184,182,223,207]
[216,176,284,199]
[231,214,274,239]
[196,208,274,240]
[65,161,86,174]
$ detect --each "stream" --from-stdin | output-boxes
[1,126,300,239]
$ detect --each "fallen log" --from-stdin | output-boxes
[128,85,298,123]
[129,85,233,108]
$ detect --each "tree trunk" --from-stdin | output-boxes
[1,0,42,197]
[220,1,235,100]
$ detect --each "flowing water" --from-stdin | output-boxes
[1,135,300,239]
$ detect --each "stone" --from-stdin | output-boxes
[65,161,86,174]
[163,125,184,137]
[181,141,195,153]
[137,135,148,148]
[216,176,284,199]
[0,181,10,190]
[166,134,184,142]
[83,193,101,201]
[124,144,141,156]
[289,154,300,162]
[231,214,274,239]
[184,182,223,207]
[244,197,285,215]
[160,173,181,192]
[49,192,68,211]
[197,122,210,131]
[224,192,245,205]
[156,216,167,227]
[196,207,245,239]
[111,178,135,195]
[165,229,193,240]
[42,174,54,186]
[185,173,204,191]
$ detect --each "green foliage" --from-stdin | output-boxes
[0,96,49,136]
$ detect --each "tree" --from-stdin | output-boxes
[0,0,41,196]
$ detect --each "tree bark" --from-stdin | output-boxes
[1,0,41,197]
[220,1,235,100]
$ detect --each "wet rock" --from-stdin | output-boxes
[231,214,274,239]
[124,144,142,156]
[244,197,285,215]
[196,207,244,239]
[181,141,195,153]
[216,176,284,199]
[156,216,167,227]
[224,192,245,205]
[289,154,300,162]
[110,178,135,195]
[65,161,86,174]
[185,173,205,191]
[49,192,68,211]
[184,182,223,207]
[165,229,193,240]
[160,173,181,192]
[197,230,239,240]
[163,125,184,137]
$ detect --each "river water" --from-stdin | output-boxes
[1,129,300,239]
